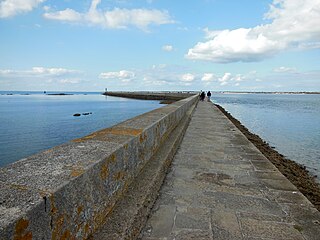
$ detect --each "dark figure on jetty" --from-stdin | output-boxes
[207,91,211,101]
[200,91,206,101]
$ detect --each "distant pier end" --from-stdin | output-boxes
[103,91,196,101]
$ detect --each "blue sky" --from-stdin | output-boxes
[0,0,320,92]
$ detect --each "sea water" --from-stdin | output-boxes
[212,93,320,178]
[0,92,161,167]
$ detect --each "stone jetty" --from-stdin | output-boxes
[140,99,320,240]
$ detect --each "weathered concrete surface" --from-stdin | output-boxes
[90,98,197,240]
[104,91,195,101]
[140,100,320,240]
[0,94,198,239]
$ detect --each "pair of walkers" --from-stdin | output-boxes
[200,90,211,101]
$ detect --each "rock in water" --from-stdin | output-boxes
[73,113,81,117]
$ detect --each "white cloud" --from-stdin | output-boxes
[0,67,78,77]
[0,66,84,89]
[298,42,320,49]
[218,73,232,84]
[143,76,168,86]
[233,74,242,82]
[43,0,174,30]
[0,0,45,18]
[44,8,82,22]
[273,66,296,73]
[204,71,258,86]
[186,0,320,63]
[152,64,166,69]
[42,5,50,12]
[162,45,173,52]
[123,65,198,89]
[181,73,195,82]
[177,26,189,31]
[99,70,135,81]
[59,78,80,84]
[201,73,216,82]
[0,69,14,74]
[31,67,78,75]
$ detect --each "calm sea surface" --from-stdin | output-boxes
[0,92,161,167]
[212,93,320,178]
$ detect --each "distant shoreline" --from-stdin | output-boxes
[46,93,73,96]
[0,91,101,96]
[215,91,320,95]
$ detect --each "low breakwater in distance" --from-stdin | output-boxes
[104,91,195,101]
[0,93,198,239]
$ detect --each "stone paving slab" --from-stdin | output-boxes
[140,101,320,240]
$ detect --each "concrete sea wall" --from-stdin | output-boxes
[0,94,198,239]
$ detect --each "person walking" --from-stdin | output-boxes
[200,91,205,101]
[207,91,211,101]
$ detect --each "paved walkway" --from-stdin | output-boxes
[140,101,320,240]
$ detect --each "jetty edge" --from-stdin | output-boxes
[215,104,320,211]
[0,92,198,239]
